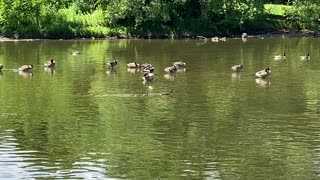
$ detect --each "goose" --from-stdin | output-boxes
[142,72,154,82]
[44,59,56,68]
[72,51,80,56]
[231,64,243,72]
[255,67,271,78]
[140,63,153,69]
[173,61,186,68]
[127,62,140,68]
[160,90,174,96]
[274,53,286,60]
[300,53,310,60]
[0,64,3,71]
[106,60,118,68]
[143,66,154,73]
[18,65,33,72]
[164,65,177,73]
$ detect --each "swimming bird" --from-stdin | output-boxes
[160,90,174,96]
[72,51,80,56]
[231,64,244,72]
[255,67,271,78]
[274,53,286,60]
[0,64,3,71]
[143,66,154,73]
[18,65,33,72]
[300,53,310,60]
[44,59,56,68]
[106,60,118,68]
[173,61,186,68]
[142,72,154,82]
[127,62,140,68]
[164,65,177,73]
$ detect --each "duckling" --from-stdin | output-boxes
[300,53,310,60]
[255,67,271,78]
[72,51,80,56]
[106,60,118,68]
[18,65,33,72]
[231,64,243,72]
[140,63,153,69]
[143,66,154,73]
[127,62,140,68]
[160,90,174,96]
[0,64,3,71]
[173,61,186,68]
[274,53,286,60]
[164,65,177,73]
[142,72,154,82]
[44,59,56,68]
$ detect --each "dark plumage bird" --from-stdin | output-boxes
[164,65,177,73]
[18,65,33,72]
[127,62,140,68]
[231,64,243,72]
[44,59,56,68]
[106,60,118,68]
[0,64,3,71]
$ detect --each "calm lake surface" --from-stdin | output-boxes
[0,37,320,179]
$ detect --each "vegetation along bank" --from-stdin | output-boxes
[0,0,319,39]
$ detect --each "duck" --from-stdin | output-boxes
[300,53,310,60]
[127,62,140,68]
[44,59,56,68]
[140,63,153,69]
[160,90,174,96]
[164,65,177,73]
[72,51,80,56]
[143,66,154,73]
[231,64,243,72]
[0,64,3,71]
[255,67,271,78]
[18,65,33,72]
[274,53,286,60]
[142,72,154,82]
[173,61,186,68]
[106,60,118,68]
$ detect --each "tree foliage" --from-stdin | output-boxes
[0,0,319,38]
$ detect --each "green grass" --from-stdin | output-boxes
[264,4,292,16]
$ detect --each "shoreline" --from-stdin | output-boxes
[1,30,319,41]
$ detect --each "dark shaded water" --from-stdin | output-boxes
[1,38,320,179]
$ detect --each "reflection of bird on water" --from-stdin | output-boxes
[131,93,148,97]
[18,71,33,78]
[255,67,271,78]
[255,78,271,87]
[164,73,175,80]
[44,67,55,75]
[127,68,140,74]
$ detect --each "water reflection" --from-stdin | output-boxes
[127,68,140,74]
[164,73,175,80]
[44,67,55,75]
[255,78,271,87]
[18,71,33,78]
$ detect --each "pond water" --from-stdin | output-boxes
[0,37,320,179]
